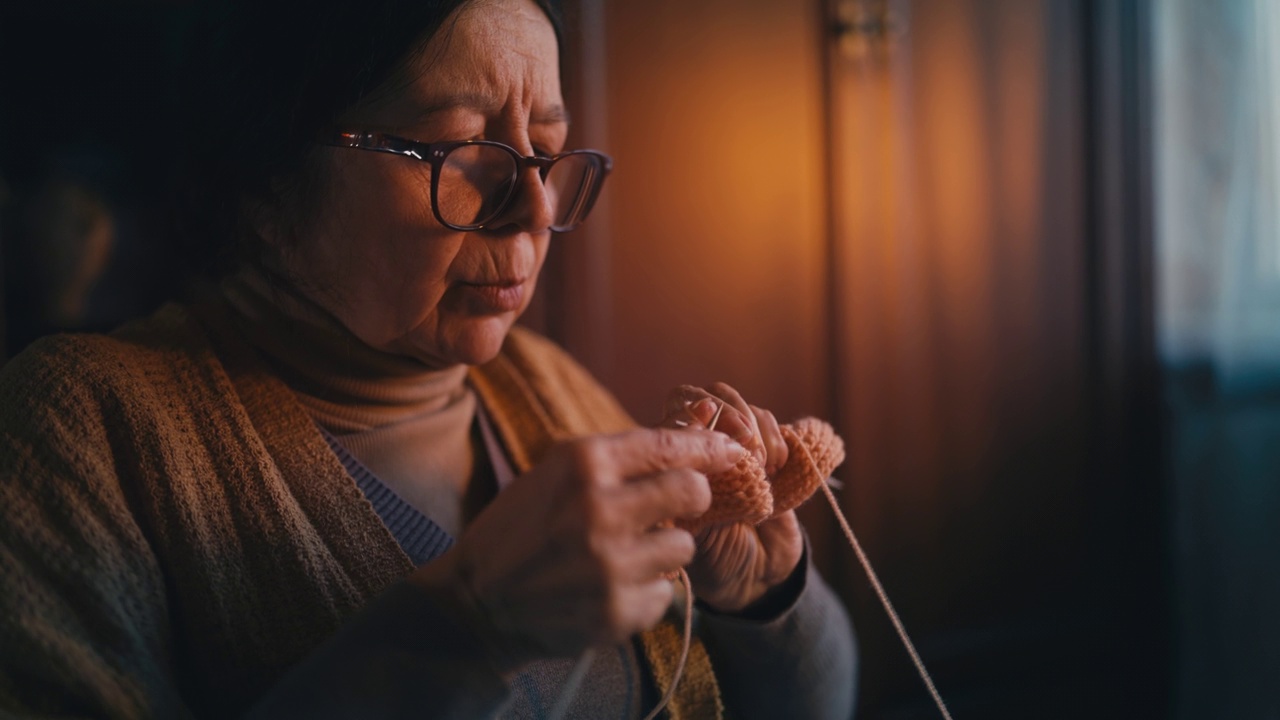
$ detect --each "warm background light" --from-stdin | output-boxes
[549,0,832,427]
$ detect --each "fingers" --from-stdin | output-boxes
[594,533,691,641]
[664,382,787,473]
[618,467,712,526]
[501,560,678,647]
[436,428,736,663]
[617,526,699,580]
[661,384,758,452]
[663,385,711,424]
[707,382,761,446]
[614,579,678,641]
[751,405,788,475]
[597,427,747,478]
[661,386,739,437]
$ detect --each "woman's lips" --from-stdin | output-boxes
[455,279,526,314]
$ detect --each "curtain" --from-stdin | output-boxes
[1157,0,1280,384]
[825,0,1139,714]
[553,0,1168,713]
[1155,1,1280,717]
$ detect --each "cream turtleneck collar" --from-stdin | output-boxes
[220,266,478,537]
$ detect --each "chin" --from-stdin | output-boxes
[426,315,517,368]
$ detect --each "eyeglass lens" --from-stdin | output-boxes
[438,145,518,228]
[545,154,604,230]
[436,145,604,230]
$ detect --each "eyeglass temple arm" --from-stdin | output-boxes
[329,131,431,160]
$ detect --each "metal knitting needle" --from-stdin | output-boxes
[706,400,726,431]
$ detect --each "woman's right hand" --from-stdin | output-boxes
[408,428,747,672]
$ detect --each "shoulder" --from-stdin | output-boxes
[0,312,195,531]
[0,304,236,472]
[0,304,215,414]
[0,302,248,538]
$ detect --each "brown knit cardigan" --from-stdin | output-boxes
[0,303,722,718]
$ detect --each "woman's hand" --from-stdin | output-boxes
[661,383,805,613]
[409,428,747,671]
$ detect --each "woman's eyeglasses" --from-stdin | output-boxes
[326,130,612,233]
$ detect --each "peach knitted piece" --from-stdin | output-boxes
[676,417,846,533]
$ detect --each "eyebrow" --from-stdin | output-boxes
[533,104,572,126]
[411,94,572,126]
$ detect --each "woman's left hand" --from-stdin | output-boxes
[660,383,804,613]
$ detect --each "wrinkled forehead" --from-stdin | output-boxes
[359,0,564,127]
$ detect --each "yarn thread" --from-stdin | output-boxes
[548,404,720,720]
[808,456,954,719]
[641,567,694,720]
[631,404,715,720]
[690,408,954,719]
[546,568,693,720]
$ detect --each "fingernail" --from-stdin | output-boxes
[694,399,717,419]
[725,439,748,458]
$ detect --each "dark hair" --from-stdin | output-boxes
[177,0,563,278]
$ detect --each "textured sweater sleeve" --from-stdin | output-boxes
[697,549,859,720]
[0,338,190,719]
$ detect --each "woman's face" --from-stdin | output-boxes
[275,0,565,369]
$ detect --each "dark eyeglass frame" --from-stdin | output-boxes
[326,130,613,232]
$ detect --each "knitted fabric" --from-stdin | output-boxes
[676,418,847,534]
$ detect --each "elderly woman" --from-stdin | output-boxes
[0,0,856,717]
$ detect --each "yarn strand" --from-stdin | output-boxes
[818,480,953,720]
[641,567,694,720]
[550,401,718,720]
[548,569,694,720]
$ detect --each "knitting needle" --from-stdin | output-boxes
[706,399,726,432]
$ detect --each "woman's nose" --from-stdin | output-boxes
[493,165,555,233]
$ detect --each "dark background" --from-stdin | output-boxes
[0,1,193,353]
